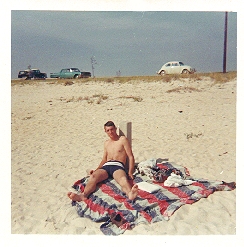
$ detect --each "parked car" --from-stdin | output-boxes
[18,69,47,79]
[50,68,91,79]
[18,70,29,78]
[157,61,195,75]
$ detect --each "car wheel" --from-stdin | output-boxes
[74,75,79,79]
[182,69,189,74]
[160,70,166,76]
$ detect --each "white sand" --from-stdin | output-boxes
[11,77,236,235]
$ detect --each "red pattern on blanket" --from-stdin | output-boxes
[70,161,236,235]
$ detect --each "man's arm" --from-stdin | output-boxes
[123,137,135,179]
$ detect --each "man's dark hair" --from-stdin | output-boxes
[104,121,116,128]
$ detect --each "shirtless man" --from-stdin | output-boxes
[67,121,138,201]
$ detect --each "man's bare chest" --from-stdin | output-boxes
[106,141,124,154]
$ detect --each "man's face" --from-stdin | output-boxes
[104,126,117,138]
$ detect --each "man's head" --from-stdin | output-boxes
[104,121,118,139]
[104,121,116,128]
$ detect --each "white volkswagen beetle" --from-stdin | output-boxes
[157,61,195,75]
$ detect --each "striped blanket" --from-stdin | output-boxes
[70,160,236,235]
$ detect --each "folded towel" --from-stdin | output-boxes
[136,181,161,193]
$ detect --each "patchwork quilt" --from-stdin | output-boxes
[70,160,236,235]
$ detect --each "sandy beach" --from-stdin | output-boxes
[11,76,236,235]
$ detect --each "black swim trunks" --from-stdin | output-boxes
[100,160,125,177]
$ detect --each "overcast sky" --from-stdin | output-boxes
[11,11,237,78]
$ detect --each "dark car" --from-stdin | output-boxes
[18,69,47,80]
[18,70,29,78]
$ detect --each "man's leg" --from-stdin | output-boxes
[113,169,138,200]
[67,169,108,201]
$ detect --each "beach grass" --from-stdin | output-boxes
[11,71,237,86]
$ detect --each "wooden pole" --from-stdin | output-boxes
[223,12,228,73]
[119,121,132,172]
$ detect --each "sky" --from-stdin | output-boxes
[11,10,237,78]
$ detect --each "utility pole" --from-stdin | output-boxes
[223,12,228,73]
[91,56,97,78]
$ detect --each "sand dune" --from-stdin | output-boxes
[11,77,236,235]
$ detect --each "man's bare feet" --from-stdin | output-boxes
[67,192,87,202]
[128,184,138,200]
